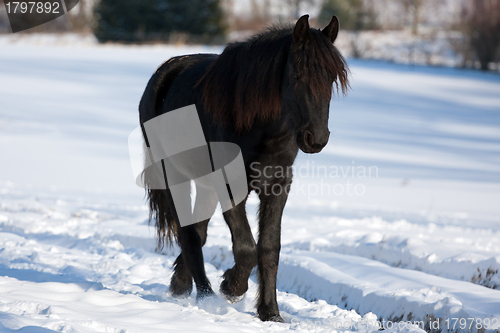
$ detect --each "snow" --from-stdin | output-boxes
[0,41,499,332]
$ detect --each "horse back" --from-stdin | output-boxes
[139,54,217,124]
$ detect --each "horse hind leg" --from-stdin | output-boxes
[167,184,193,297]
[146,185,195,298]
[170,251,193,297]
[170,219,210,297]
[172,182,217,299]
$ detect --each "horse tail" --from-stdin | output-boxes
[139,56,193,249]
[139,54,217,248]
[147,186,178,249]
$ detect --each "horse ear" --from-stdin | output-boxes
[293,14,310,43]
[322,15,339,43]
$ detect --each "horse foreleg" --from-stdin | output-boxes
[256,186,289,322]
[220,198,257,303]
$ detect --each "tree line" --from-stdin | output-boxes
[0,0,498,70]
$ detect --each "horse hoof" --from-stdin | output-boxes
[219,279,245,304]
[170,280,192,298]
[262,314,285,323]
[170,289,191,298]
[196,288,216,301]
[170,271,193,298]
[170,282,192,298]
[220,288,245,304]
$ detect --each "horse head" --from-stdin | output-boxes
[282,15,349,154]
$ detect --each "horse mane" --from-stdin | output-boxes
[197,24,349,132]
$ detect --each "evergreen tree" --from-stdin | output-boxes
[93,0,226,42]
[466,0,500,71]
[318,0,377,31]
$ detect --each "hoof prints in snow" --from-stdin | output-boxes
[0,197,421,332]
[1,196,499,332]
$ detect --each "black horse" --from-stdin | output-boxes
[139,15,349,322]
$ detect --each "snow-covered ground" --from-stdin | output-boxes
[0,41,499,332]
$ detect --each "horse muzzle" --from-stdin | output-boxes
[297,130,329,154]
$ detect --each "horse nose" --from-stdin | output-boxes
[319,130,330,147]
[304,130,329,152]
